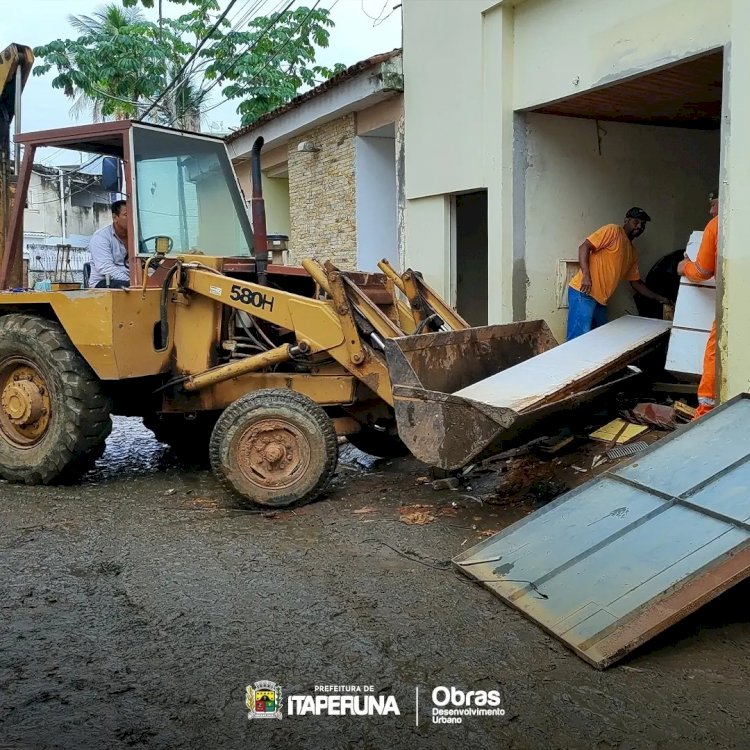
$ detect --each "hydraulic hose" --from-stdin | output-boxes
[159,262,182,350]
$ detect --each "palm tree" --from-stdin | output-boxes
[163,70,209,132]
[65,3,163,122]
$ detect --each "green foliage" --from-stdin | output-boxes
[204,5,346,125]
[33,1,345,129]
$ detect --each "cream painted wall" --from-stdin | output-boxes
[513,0,729,111]
[260,173,291,238]
[523,114,719,340]
[402,0,494,199]
[403,194,451,297]
[233,161,291,239]
[719,0,750,399]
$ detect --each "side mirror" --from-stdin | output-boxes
[101,157,121,193]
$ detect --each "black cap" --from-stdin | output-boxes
[626,207,651,222]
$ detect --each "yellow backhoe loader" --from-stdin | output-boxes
[0,44,666,507]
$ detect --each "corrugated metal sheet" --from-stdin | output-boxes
[532,51,723,129]
[455,395,750,668]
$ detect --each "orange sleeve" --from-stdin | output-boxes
[586,224,616,252]
[684,217,717,282]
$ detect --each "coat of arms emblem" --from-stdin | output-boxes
[246,680,283,719]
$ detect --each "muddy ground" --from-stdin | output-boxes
[1,416,749,749]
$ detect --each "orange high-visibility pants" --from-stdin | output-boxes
[695,321,716,419]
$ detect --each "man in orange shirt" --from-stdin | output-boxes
[567,207,670,340]
[677,191,719,418]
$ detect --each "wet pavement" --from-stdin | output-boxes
[1,418,749,749]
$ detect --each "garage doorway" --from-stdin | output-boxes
[453,190,488,326]
[520,50,723,339]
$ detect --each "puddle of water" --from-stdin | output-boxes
[81,416,207,482]
[80,420,390,483]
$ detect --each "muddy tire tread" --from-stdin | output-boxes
[0,314,112,484]
[210,388,337,508]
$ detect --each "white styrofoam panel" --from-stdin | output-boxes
[454,316,671,412]
[685,231,703,261]
[681,229,715,288]
[666,327,710,377]
[672,283,716,332]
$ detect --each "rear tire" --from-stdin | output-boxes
[0,314,112,484]
[210,389,338,508]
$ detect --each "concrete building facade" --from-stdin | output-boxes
[23,164,111,286]
[226,51,403,271]
[402,0,749,399]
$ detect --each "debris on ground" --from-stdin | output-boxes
[627,402,676,430]
[398,504,457,525]
[431,477,460,491]
[589,418,648,444]
[607,441,649,460]
[674,400,697,422]
[535,432,576,455]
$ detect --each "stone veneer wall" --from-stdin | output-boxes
[287,115,357,268]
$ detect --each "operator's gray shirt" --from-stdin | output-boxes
[88,224,128,287]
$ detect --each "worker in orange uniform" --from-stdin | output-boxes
[677,191,720,418]
[567,207,671,339]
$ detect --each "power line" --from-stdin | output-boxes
[361,0,388,23]
[140,0,242,122]
[186,0,272,78]
[190,0,297,116]
[196,0,336,122]
[198,0,336,121]
[373,3,400,27]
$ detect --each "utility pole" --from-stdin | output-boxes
[58,168,66,244]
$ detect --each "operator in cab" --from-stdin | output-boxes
[567,207,671,340]
[88,200,129,289]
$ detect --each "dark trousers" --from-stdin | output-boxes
[94,279,129,289]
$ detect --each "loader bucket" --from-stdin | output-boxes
[383,320,647,470]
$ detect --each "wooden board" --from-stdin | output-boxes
[454,316,671,412]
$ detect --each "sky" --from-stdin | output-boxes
[6,0,402,162]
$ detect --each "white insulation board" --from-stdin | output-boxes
[454,316,671,412]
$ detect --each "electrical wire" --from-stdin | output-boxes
[360,0,388,23]
[373,3,400,27]
[197,0,334,120]
[139,0,242,122]
[185,0,297,120]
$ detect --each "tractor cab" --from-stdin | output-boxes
[1,120,259,291]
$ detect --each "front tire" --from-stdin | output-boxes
[209,389,338,508]
[0,314,112,484]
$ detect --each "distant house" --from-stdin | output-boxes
[225,49,404,272]
[23,160,112,286]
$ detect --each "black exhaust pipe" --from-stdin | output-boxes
[250,136,268,284]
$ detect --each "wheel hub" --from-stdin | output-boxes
[236,419,311,490]
[2,379,45,426]
[0,361,51,446]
